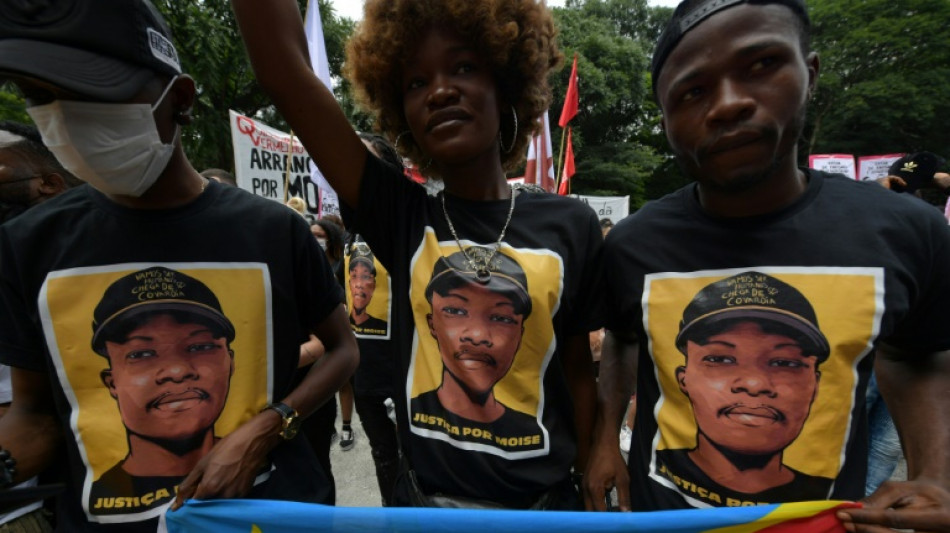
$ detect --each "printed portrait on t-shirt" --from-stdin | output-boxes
[407,230,562,459]
[39,264,272,524]
[642,268,881,508]
[345,241,391,340]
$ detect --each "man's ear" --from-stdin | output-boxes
[427,313,435,338]
[806,52,820,98]
[229,349,235,377]
[37,173,67,196]
[100,369,118,400]
[676,365,688,396]
[170,75,197,126]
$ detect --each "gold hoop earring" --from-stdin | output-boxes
[498,105,518,154]
[394,131,411,154]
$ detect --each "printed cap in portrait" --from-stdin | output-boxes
[91,266,235,355]
[425,248,532,317]
[676,271,830,361]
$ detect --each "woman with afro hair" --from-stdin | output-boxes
[234,0,604,510]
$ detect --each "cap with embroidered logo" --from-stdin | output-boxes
[676,271,829,362]
[91,266,234,356]
[887,151,942,194]
[0,0,182,101]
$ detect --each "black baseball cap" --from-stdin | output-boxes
[0,0,182,101]
[887,151,942,194]
[92,267,234,355]
[676,271,829,362]
[651,0,809,97]
[425,248,532,317]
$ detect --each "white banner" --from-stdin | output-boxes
[574,195,629,225]
[808,154,856,180]
[229,110,326,220]
[857,153,905,182]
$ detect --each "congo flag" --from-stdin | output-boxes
[161,499,859,533]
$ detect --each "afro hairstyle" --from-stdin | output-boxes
[344,0,562,176]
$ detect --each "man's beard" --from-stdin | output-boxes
[680,102,808,193]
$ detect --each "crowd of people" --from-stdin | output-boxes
[0,0,948,532]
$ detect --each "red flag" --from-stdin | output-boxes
[523,112,557,192]
[558,54,579,128]
[558,128,575,196]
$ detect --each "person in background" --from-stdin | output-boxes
[867,151,950,493]
[333,132,404,504]
[0,120,81,532]
[309,216,356,451]
[0,120,82,222]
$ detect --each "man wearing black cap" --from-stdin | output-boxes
[876,152,950,196]
[0,1,357,531]
[411,248,542,455]
[585,0,950,529]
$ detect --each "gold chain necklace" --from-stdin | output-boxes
[439,186,516,283]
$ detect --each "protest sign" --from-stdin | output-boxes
[574,195,630,225]
[857,154,905,182]
[809,154,856,180]
[229,110,332,219]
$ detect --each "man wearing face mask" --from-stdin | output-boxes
[0,1,358,531]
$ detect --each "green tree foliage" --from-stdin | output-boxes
[805,0,950,163]
[0,83,29,124]
[154,0,366,172]
[552,0,668,208]
[0,0,359,173]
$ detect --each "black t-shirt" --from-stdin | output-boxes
[603,169,950,510]
[350,153,604,505]
[0,180,342,531]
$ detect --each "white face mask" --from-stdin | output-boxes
[317,238,328,251]
[26,77,179,197]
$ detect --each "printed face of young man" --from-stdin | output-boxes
[100,313,234,443]
[677,320,819,456]
[656,4,818,192]
[349,262,376,313]
[427,282,525,397]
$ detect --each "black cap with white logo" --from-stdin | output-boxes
[0,0,182,101]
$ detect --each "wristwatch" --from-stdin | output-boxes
[261,402,302,440]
